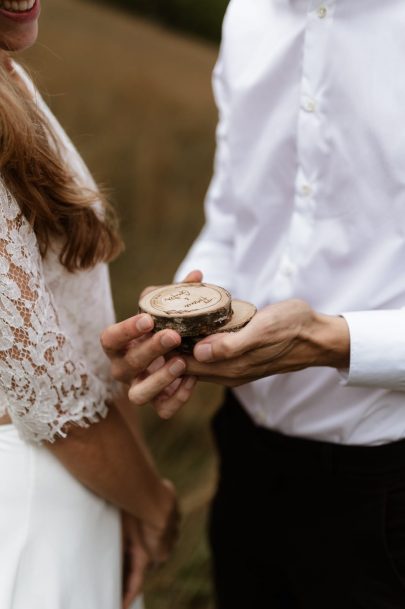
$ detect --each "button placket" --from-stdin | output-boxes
[292,2,335,222]
[273,2,335,299]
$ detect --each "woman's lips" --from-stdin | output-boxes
[0,0,40,23]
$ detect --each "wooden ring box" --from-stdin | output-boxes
[139,282,256,353]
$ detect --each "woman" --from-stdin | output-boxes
[0,1,182,608]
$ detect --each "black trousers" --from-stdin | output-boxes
[209,392,405,609]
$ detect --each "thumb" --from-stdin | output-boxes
[193,331,244,363]
[193,313,261,362]
[182,269,203,283]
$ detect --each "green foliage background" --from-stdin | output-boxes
[96,0,229,41]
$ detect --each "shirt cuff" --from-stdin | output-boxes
[340,310,405,391]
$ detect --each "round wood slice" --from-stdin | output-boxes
[216,300,256,333]
[179,299,257,353]
[139,283,232,336]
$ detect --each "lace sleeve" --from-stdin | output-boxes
[0,185,110,444]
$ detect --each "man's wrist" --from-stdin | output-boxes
[308,312,350,369]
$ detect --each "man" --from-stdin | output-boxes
[101,1,405,607]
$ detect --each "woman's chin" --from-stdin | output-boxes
[0,23,38,52]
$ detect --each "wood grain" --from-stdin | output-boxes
[139,283,232,336]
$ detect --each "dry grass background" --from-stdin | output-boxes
[24,1,224,607]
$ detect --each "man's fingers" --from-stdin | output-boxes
[186,374,242,387]
[192,332,244,363]
[128,357,186,406]
[184,351,257,380]
[193,314,262,363]
[153,376,197,419]
[101,314,154,356]
[182,269,203,283]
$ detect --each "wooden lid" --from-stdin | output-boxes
[139,283,232,336]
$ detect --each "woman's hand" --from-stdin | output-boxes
[100,271,202,418]
[122,514,152,609]
[184,299,350,387]
[137,479,180,564]
[121,481,180,608]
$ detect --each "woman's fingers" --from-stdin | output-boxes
[122,545,149,609]
[153,376,198,419]
[127,360,197,416]
[101,314,154,356]
[125,330,181,372]
[101,312,182,383]
[146,356,166,374]
[103,274,203,409]
[122,517,151,609]
[109,330,182,384]
[102,274,203,389]
[158,377,182,398]
[128,357,187,406]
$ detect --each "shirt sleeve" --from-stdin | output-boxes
[340,310,405,391]
[0,185,111,444]
[175,48,236,290]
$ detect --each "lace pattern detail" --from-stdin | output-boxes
[0,182,111,444]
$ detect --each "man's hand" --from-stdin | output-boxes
[183,299,350,387]
[101,271,202,418]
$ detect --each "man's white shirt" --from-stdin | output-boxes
[176,0,405,445]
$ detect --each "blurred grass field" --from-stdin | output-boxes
[91,0,229,42]
[24,1,223,607]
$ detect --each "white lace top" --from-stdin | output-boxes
[0,64,117,444]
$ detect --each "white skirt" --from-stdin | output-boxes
[0,424,144,609]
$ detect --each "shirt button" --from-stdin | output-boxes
[317,5,327,18]
[303,97,316,113]
[281,258,296,277]
[301,184,313,197]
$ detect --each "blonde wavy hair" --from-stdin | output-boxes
[0,57,123,271]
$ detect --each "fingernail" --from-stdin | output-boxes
[194,343,212,362]
[160,333,179,349]
[185,376,197,389]
[169,359,186,376]
[136,316,153,332]
[157,406,173,420]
